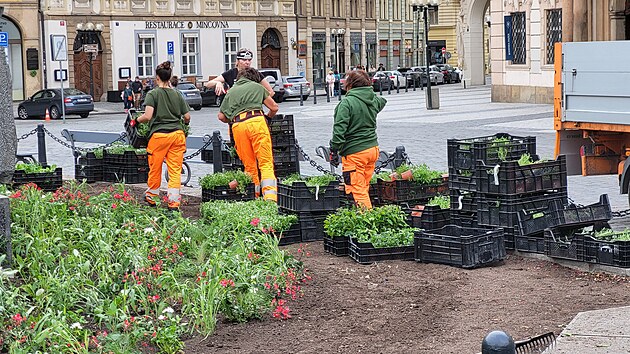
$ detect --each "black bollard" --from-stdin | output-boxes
[338,88,341,101]
[396,80,400,94]
[36,124,47,167]
[405,77,408,93]
[393,146,406,169]
[313,84,317,104]
[379,81,383,96]
[421,76,424,91]
[327,84,330,103]
[388,81,391,95]
[413,77,416,91]
[299,84,304,106]
[212,130,223,173]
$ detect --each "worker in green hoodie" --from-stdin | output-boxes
[329,70,387,209]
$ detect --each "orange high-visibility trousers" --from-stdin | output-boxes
[146,130,187,208]
[342,146,379,209]
[232,115,277,202]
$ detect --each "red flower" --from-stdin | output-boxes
[220,279,235,287]
[111,203,117,209]
[250,218,260,227]
[12,313,24,325]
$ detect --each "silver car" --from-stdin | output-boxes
[176,82,202,111]
[282,76,311,100]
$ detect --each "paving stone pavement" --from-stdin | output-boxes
[13,83,630,212]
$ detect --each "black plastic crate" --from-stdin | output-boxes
[297,212,328,242]
[377,177,448,204]
[102,165,148,184]
[201,183,256,202]
[476,155,567,195]
[275,162,301,178]
[582,233,630,268]
[406,205,451,230]
[75,165,103,183]
[349,237,414,265]
[544,228,583,261]
[450,210,478,228]
[273,146,299,164]
[78,152,103,167]
[103,150,148,167]
[449,189,477,213]
[415,225,506,268]
[324,236,349,256]
[447,133,537,171]
[448,168,477,193]
[477,191,568,230]
[124,111,148,148]
[278,223,302,246]
[519,194,612,236]
[268,114,295,135]
[514,233,545,254]
[200,149,232,164]
[12,167,63,192]
[278,180,340,213]
[271,134,296,148]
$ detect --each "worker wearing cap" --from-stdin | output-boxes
[217,67,279,202]
[205,48,274,98]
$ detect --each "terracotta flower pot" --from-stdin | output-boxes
[228,180,239,190]
[400,170,413,181]
[389,172,399,181]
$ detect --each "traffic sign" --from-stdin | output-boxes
[167,41,174,55]
[50,35,68,61]
[441,47,446,54]
[0,32,8,47]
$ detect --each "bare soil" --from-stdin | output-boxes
[116,184,630,353]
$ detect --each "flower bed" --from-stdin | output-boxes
[0,185,308,352]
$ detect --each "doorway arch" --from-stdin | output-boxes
[261,28,282,70]
[458,0,489,86]
[72,31,104,101]
[0,15,25,100]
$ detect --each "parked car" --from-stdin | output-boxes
[199,82,223,107]
[412,66,443,86]
[384,71,408,88]
[17,88,94,120]
[282,76,311,100]
[259,68,286,103]
[368,71,394,91]
[397,67,424,87]
[175,82,202,110]
[435,64,461,83]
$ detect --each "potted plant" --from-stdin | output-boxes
[200,170,255,202]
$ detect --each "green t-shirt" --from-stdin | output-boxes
[144,87,190,138]
[219,78,269,121]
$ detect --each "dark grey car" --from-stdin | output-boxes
[17,88,94,120]
[176,82,203,111]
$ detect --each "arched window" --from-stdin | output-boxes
[261,29,281,49]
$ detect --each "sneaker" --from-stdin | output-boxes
[145,195,157,207]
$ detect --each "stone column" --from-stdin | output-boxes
[0,196,10,265]
[573,0,588,41]
[562,0,573,42]
[0,47,16,185]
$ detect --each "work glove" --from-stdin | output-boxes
[329,148,340,168]
[130,118,138,127]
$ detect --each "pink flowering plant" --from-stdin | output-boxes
[0,183,308,352]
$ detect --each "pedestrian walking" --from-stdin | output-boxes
[131,76,144,109]
[205,48,274,98]
[326,70,335,98]
[329,70,386,209]
[132,61,191,211]
[377,63,385,71]
[217,67,279,202]
[334,70,341,96]
[121,83,134,111]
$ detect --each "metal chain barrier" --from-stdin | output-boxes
[373,153,398,174]
[16,128,38,142]
[183,139,212,161]
[294,142,342,180]
[401,151,413,165]
[42,127,127,153]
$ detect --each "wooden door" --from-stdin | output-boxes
[261,46,281,69]
[73,51,103,101]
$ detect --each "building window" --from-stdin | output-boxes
[511,12,526,64]
[393,0,400,20]
[366,0,374,18]
[379,0,387,19]
[350,0,359,18]
[312,0,323,16]
[181,34,198,76]
[224,32,240,72]
[546,9,562,64]
[429,8,438,25]
[332,0,343,17]
[137,36,155,77]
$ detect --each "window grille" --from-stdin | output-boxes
[137,37,154,77]
[546,9,562,64]
[182,35,198,76]
[511,12,526,64]
[224,33,240,72]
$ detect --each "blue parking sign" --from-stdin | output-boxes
[167,41,174,55]
[0,32,8,47]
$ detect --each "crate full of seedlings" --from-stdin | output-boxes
[103,144,148,167]
[415,225,506,268]
[124,110,149,148]
[13,163,62,192]
[406,195,451,231]
[475,154,568,195]
[75,150,104,183]
[200,170,256,202]
[447,133,537,171]
[581,228,630,268]
[519,194,612,237]
[377,164,448,204]
[544,228,584,261]
[278,174,340,213]
[323,208,359,256]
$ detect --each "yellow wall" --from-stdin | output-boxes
[428,0,459,66]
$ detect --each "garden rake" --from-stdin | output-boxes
[515,331,555,353]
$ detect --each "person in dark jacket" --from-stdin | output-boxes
[329,70,386,209]
[131,76,144,109]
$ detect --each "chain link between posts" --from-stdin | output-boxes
[16,128,38,142]
[42,127,128,153]
[183,139,212,161]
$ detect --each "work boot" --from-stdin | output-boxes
[145,195,157,207]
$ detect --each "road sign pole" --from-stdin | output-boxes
[59,61,65,123]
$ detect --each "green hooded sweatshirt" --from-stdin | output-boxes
[330,86,387,156]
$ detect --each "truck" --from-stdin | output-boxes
[554,41,630,207]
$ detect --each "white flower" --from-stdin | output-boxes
[144,227,154,234]
[158,315,166,320]
[162,307,174,314]
[73,249,80,257]
[70,322,83,329]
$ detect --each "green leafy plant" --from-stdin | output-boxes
[105,142,146,155]
[394,164,444,184]
[370,171,391,184]
[281,174,337,187]
[593,228,630,242]
[427,195,450,209]
[490,137,511,161]
[14,162,57,174]
[199,170,253,195]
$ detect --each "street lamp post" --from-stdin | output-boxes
[331,28,345,72]
[411,0,440,110]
